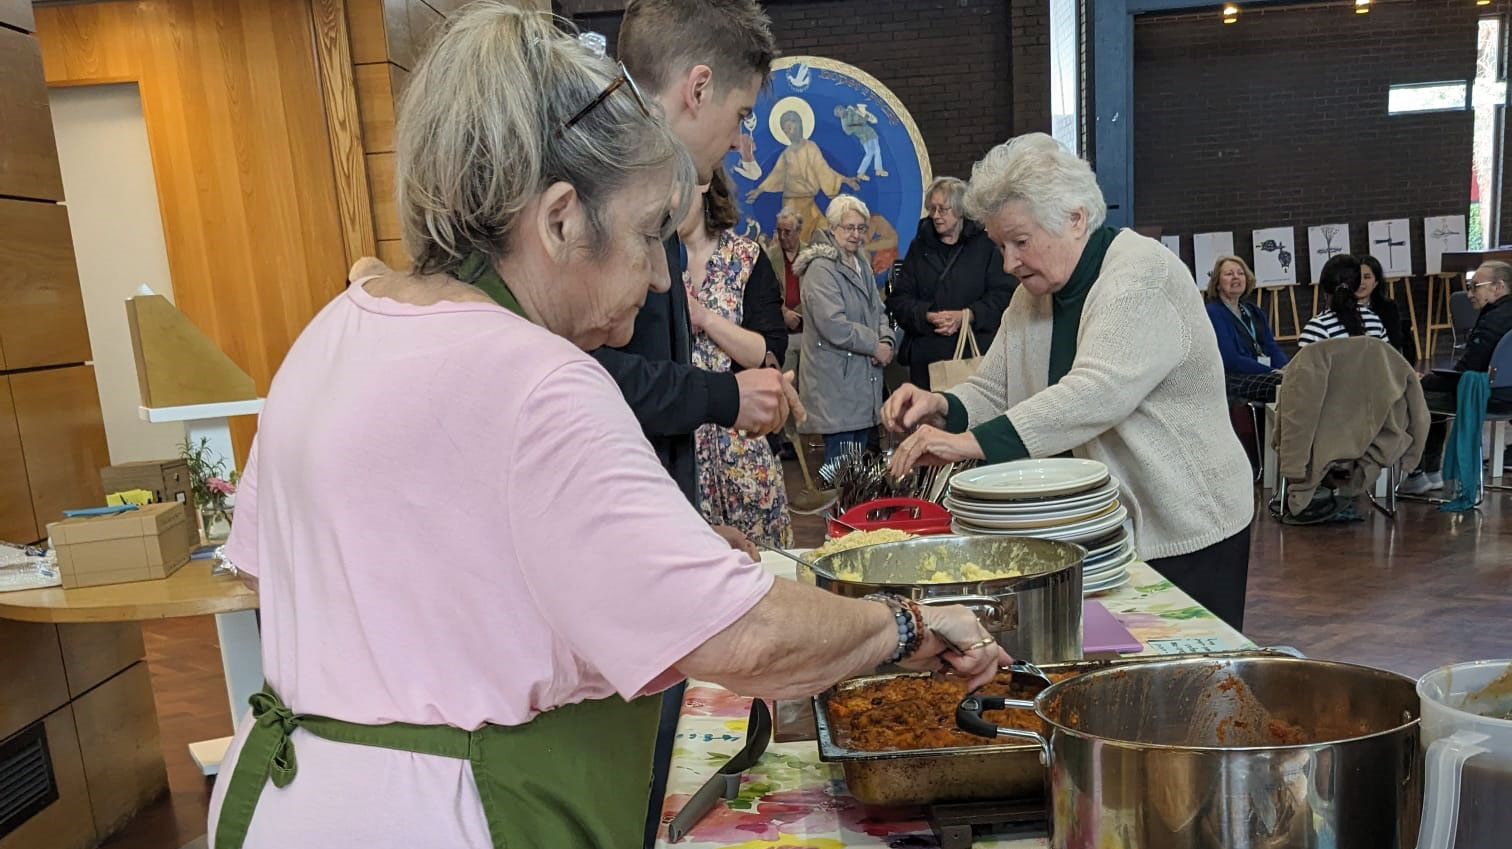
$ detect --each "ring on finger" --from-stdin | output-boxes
[961,636,998,652]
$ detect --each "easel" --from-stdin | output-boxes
[1424,273,1459,361]
[1387,278,1422,363]
[1259,285,1302,342]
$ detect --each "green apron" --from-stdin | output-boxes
[215,255,664,848]
[213,684,661,849]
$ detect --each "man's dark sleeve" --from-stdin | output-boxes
[1456,317,1503,373]
[741,251,788,367]
[590,348,740,433]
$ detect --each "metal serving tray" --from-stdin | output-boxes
[814,649,1298,807]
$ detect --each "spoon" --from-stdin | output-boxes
[784,421,838,515]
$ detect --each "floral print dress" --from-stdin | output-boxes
[689,231,793,547]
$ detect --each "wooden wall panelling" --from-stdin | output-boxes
[354,61,399,153]
[70,662,168,836]
[0,707,98,849]
[346,0,389,65]
[10,366,110,530]
[0,199,93,370]
[56,622,146,699]
[315,0,378,266]
[0,377,39,543]
[376,239,411,271]
[0,0,35,33]
[367,151,400,241]
[0,27,65,201]
[35,0,352,467]
[0,618,67,741]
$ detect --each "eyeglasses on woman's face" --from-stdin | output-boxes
[835,223,869,235]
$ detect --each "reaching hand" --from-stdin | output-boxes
[733,368,790,436]
[899,604,1013,691]
[881,384,948,433]
[710,524,759,561]
[888,425,985,480]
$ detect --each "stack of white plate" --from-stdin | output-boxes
[943,458,1134,595]
[1078,526,1135,596]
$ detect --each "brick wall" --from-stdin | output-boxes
[1133,1,1481,284]
[575,0,1048,182]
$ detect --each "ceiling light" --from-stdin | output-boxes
[1223,3,1238,22]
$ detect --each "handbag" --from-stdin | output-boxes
[928,308,983,390]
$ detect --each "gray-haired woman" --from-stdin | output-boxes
[798,194,895,463]
[884,133,1255,628]
[205,6,1006,849]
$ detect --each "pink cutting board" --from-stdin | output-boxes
[1083,600,1143,654]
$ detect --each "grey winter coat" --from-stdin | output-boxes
[796,230,894,434]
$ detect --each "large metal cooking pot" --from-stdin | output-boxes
[809,535,1084,663]
[958,655,1422,849]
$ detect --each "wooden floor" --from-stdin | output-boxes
[101,478,1511,849]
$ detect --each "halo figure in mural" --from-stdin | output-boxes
[745,97,860,244]
[726,56,932,284]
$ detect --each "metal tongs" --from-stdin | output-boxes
[666,698,772,842]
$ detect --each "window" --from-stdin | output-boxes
[1470,16,1507,249]
[1387,81,1470,115]
[1050,0,1080,154]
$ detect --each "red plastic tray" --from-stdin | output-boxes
[826,497,954,538]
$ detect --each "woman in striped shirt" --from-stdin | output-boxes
[1298,255,1389,346]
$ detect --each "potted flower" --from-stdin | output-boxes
[180,437,238,542]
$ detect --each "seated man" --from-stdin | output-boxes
[1400,260,1512,494]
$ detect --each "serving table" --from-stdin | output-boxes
[654,553,1253,849]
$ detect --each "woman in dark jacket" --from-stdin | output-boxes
[1359,254,1419,364]
[886,176,1017,388]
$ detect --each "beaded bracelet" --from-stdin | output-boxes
[864,593,923,664]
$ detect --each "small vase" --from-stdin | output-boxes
[200,505,233,543]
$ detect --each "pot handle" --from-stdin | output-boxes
[919,594,1018,631]
[956,696,1049,765]
[1417,729,1491,849]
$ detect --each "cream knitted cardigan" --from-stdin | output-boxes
[950,229,1254,560]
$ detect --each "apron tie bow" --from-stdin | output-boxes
[249,689,300,788]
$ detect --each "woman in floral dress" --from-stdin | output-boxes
[682,171,792,546]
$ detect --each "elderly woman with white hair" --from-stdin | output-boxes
[798,194,896,463]
[204,8,1007,849]
[885,134,1255,628]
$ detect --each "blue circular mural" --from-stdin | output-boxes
[725,56,932,285]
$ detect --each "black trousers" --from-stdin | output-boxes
[1148,525,1252,632]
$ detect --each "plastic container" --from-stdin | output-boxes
[826,497,953,538]
[1417,659,1512,849]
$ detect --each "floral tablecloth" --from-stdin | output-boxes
[653,554,1254,849]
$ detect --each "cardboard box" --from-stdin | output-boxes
[99,460,198,549]
[47,504,191,589]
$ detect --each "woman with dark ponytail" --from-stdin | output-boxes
[1358,254,1418,363]
[1298,255,1389,346]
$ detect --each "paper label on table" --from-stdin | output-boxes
[1146,637,1227,655]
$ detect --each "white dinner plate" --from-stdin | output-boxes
[1082,527,1131,560]
[953,504,1129,544]
[946,479,1121,515]
[1084,570,1132,596]
[941,500,1119,530]
[1085,540,1135,571]
[948,459,1111,501]
[1084,548,1136,579]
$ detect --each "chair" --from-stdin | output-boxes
[1271,338,1428,522]
[1486,332,1512,490]
[1449,291,1478,359]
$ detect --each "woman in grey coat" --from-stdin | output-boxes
[796,195,895,463]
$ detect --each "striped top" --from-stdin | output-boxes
[1298,306,1389,347]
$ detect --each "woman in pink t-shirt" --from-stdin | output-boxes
[206,6,1007,849]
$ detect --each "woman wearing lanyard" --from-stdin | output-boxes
[205,7,1008,848]
[1204,255,1289,403]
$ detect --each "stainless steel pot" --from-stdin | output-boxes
[809,535,1084,663]
[958,655,1423,849]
